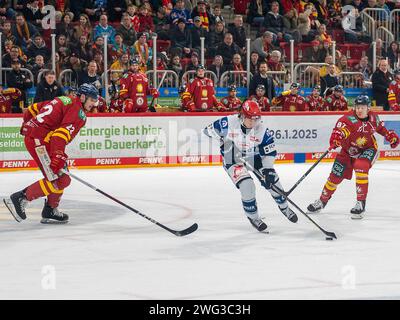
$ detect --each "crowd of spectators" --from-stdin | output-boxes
[0,0,400,112]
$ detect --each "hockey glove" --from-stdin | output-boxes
[50,150,68,175]
[187,101,196,112]
[391,104,400,111]
[261,168,277,189]
[329,129,344,150]
[385,130,400,148]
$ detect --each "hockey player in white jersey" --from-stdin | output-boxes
[203,100,298,232]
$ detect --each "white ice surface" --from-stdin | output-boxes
[1,162,400,300]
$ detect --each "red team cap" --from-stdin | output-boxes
[241,100,261,119]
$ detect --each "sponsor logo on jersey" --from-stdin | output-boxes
[59,96,72,105]
[348,116,358,123]
[79,109,86,120]
[332,161,345,177]
[137,84,143,93]
[201,89,208,97]
[137,97,144,106]
[356,136,367,147]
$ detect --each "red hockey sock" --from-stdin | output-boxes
[25,179,51,201]
[354,159,370,201]
[47,193,63,208]
[320,173,343,203]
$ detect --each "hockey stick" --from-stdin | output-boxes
[285,150,330,197]
[61,169,198,237]
[239,158,337,239]
[148,71,168,113]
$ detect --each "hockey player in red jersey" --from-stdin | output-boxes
[0,87,23,113]
[119,58,159,112]
[324,85,348,111]
[181,65,222,112]
[305,85,325,111]
[307,95,399,219]
[388,69,400,111]
[91,96,109,113]
[219,85,242,111]
[271,82,308,112]
[3,84,99,224]
[249,84,270,111]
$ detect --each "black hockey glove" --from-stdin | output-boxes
[261,168,277,189]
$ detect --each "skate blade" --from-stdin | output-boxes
[3,199,22,223]
[351,213,364,220]
[40,218,69,225]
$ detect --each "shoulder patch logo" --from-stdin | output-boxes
[348,116,358,123]
[59,96,72,105]
[79,109,86,120]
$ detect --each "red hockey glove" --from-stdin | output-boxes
[329,129,344,150]
[50,151,68,175]
[150,88,159,98]
[385,130,400,148]
[217,102,226,112]
[187,101,196,112]
[392,104,400,111]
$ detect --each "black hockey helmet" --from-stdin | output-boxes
[131,57,140,65]
[354,95,371,107]
[313,85,321,91]
[290,82,301,89]
[334,84,344,93]
[178,85,186,94]
[196,64,206,71]
[256,84,266,91]
[228,84,237,92]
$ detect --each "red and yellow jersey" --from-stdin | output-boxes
[181,77,219,112]
[22,96,86,152]
[119,71,150,112]
[249,95,270,111]
[0,88,23,113]
[272,93,308,112]
[332,110,389,158]
[90,96,108,113]
[109,98,124,113]
[324,94,348,111]
[388,80,400,110]
[220,96,242,112]
[305,94,325,111]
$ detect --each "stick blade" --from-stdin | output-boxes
[324,231,337,239]
[173,223,198,237]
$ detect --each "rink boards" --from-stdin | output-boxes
[1,112,400,171]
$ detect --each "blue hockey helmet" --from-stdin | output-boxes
[77,83,99,100]
[354,95,371,107]
[334,84,344,93]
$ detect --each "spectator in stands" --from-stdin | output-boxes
[298,3,317,42]
[328,0,343,28]
[79,60,103,91]
[208,20,225,57]
[249,61,275,101]
[63,52,88,85]
[247,0,268,25]
[249,51,260,75]
[185,51,201,72]
[368,38,388,66]
[109,53,130,81]
[191,0,214,31]
[191,16,209,54]
[170,18,192,58]
[208,55,228,83]
[170,0,192,25]
[353,56,373,86]
[342,8,371,43]
[0,0,16,20]
[26,34,51,62]
[372,58,393,110]
[303,40,322,63]
[132,32,152,73]
[387,41,399,69]
[73,34,93,63]
[34,70,63,103]
[263,1,295,44]
[51,52,62,77]
[12,13,38,51]
[352,0,366,12]
[314,0,329,25]
[2,45,25,68]
[317,39,333,62]
[92,0,108,20]
[56,12,75,40]
[250,31,279,61]
[109,33,129,62]
[69,0,96,21]
[93,14,116,45]
[107,0,127,22]
[229,53,247,86]
[126,4,140,32]
[117,14,137,47]
[320,63,340,96]
[23,0,44,29]
[73,14,93,44]
[320,55,340,77]
[56,34,70,62]
[216,33,242,69]
[267,50,285,72]
[212,4,224,26]
[28,54,45,84]
[168,55,184,80]
[315,24,332,44]
[92,36,105,54]
[138,4,154,33]
[228,15,246,50]
[1,21,16,46]
[154,7,170,40]
[7,59,33,110]
[93,50,104,75]
[282,6,300,41]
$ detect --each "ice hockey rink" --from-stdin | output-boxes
[1,161,400,300]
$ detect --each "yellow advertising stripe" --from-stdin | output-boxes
[45,180,63,194]
[54,128,71,141]
[52,132,69,144]
[39,179,50,196]
[356,179,368,184]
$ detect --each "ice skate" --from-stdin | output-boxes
[279,206,298,223]
[350,200,365,220]
[3,190,28,222]
[247,217,268,232]
[41,201,69,224]
[307,199,326,213]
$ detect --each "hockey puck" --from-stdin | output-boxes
[325,237,333,241]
